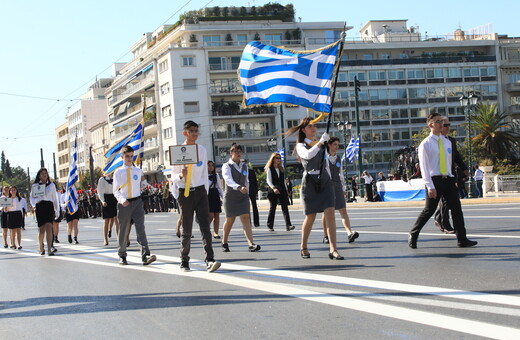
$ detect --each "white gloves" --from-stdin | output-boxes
[318,132,330,145]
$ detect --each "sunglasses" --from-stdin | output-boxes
[443,123,451,127]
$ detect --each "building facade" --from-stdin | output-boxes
[89,121,109,171]
[55,121,69,185]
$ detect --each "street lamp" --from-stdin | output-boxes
[267,138,277,152]
[337,120,352,200]
[459,92,478,198]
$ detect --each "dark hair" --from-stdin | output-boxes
[230,143,243,153]
[8,186,21,201]
[121,145,134,154]
[265,153,284,172]
[184,120,199,130]
[327,136,340,152]
[427,112,441,124]
[208,160,217,185]
[34,168,51,184]
[284,117,313,144]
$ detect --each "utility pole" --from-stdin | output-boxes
[27,167,31,194]
[40,148,45,169]
[89,145,95,189]
[53,152,57,181]
[354,76,364,198]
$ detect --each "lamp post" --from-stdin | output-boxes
[337,120,352,200]
[354,76,364,197]
[459,92,478,198]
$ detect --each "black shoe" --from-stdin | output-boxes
[180,261,190,272]
[268,226,274,232]
[108,230,112,238]
[213,234,221,239]
[248,244,261,252]
[74,237,79,245]
[323,236,329,244]
[40,250,45,255]
[119,257,128,265]
[51,247,58,254]
[300,248,310,259]
[222,243,230,252]
[68,235,72,244]
[206,260,221,273]
[54,237,60,243]
[142,255,157,265]
[286,225,295,231]
[3,244,8,248]
[408,233,417,249]
[127,241,130,247]
[17,246,22,250]
[328,250,344,260]
[254,224,260,228]
[348,231,359,243]
[10,245,16,249]
[48,252,55,256]
[458,240,478,248]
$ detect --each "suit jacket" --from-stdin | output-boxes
[448,136,467,174]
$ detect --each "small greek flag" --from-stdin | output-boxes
[65,139,79,214]
[104,120,144,175]
[239,40,340,113]
[344,137,360,163]
[276,148,285,163]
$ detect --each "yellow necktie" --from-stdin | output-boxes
[126,168,133,198]
[438,137,448,175]
[309,140,318,147]
[184,164,193,197]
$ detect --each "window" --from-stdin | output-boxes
[286,120,299,128]
[388,89,407,99]
[237,34,248,46]
[161,105,171,118]
[184,101,199,113]
[426,68,444,78]
[163,127,172,139]
[183,79,197,90]
[381,53,391,60]
[363,54,373,60]
[338,72,347,82]
[388,70,405,80]
[164,150,170,162]
[182,56,195,67]
[446,67,462,78]
[428,87,445,98]
[203,35,221,47]
[508,73,520,83]
[349,71,366,81]
[407,69,424,79]
[264,34,282,44]
[408,88,426,98]
[369,89,387,101]
[369,71,386,81]
[463,67,479,77]
[160,82,170,95]
[480,66,496,77]
[371,109,389,120]
[159,60,168,73]
[481,85,497,96]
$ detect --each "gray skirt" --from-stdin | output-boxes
[223,189,250,217]
[301,173,335,215]
[333,181,346,210]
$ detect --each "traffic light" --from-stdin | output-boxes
[354,76,361,92]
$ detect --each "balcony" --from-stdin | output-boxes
[506,82,520,92]
[109,99,156,123]
[212,106,277,117]
[144,138,159,151]
[214,129,277,140]
[209,79,243,96]
[111,72,155,105]
[209,62,240,72]
[507,104,520,117]
[341,55,496,67]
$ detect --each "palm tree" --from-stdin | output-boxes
[471,102,520,163]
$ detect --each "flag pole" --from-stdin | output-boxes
[139,95,146,170]
[317,28,346,190]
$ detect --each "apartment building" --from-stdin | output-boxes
[55,121,69,185]
[67,79,112,173]
[89,121,109,170]
[105,4,346,182]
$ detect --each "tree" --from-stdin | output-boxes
[5,159,12,178]
[1,151,5,174]
[78,167,104,191]
[471,102,520,163]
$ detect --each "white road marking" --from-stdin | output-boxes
[4,244,519,339]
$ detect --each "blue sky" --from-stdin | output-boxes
[1,0,519,177]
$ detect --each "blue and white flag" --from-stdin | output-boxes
[65,139,79,214]
[276,148,285,163]
[103,120,144,175]
[344,137,360,163]
[239,40,340,113]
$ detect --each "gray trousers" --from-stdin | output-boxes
[117,198,150,259]
[178,186,214,263]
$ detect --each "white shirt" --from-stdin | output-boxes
[7,197,24,212]
[29,182,60,217]
[418,133,454,190]
[97,176,114,203]
[362,175,373,184]
[222,159,249,191]
[21,197,28,213]
[113,164,145,205]
[296,138,331,177]
[474,168,484,181]
[266,167,281,190]
[171,143,209,192]
[59,193,67,212]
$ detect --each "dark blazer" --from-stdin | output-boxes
[248,169,258,199]
[448,136,467,174]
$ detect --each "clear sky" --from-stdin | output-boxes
[1,0,519,178]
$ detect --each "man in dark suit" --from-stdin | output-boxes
[247,162,260,227]
[433,116,469,233]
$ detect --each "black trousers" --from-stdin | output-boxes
[249,196,259,227]
[434,196,454,231]
[410,177,467,243]
[267,195,292,229]
[178,186,214,263]
[365,184,373,201]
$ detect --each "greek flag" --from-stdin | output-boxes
[103,120,144,175]
[65,139,79,214]
[276,148,285,163]
[239,40,340,113]
[344,137,360,163]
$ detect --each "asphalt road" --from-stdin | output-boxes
[1,203,519,339]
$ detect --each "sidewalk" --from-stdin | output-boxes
[256,193,520,211]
